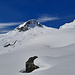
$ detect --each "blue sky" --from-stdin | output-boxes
[0,0,75,34]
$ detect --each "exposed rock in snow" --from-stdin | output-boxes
[20,56,39,73]
[25,56,39,73]
[4,40,17,47]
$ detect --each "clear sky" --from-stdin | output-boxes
[0,0,75,34]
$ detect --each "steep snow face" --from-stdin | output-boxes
[16,19,43,32]
[59,20,75,29]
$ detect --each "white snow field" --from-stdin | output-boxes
[0,19,75,75]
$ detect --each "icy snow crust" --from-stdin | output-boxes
[0,20,75,75]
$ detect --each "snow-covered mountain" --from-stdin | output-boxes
[59,20,75,29]
[0,19,57,53]
[0,19,75,75]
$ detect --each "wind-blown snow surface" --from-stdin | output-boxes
[0,21,75,75]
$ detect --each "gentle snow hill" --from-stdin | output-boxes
[0,19,75,75]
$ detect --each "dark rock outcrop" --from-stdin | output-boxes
[4,40,17,47]
[25,56,39,73]
[17,26,28,32]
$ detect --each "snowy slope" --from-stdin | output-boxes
[59,20,75,29]
[0,19,75,75]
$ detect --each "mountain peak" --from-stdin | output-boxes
[16,19,43,32]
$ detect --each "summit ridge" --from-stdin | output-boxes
[16,19,43,32]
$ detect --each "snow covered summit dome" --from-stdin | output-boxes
[17,19,43,32]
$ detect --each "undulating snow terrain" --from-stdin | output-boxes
[0,19,75,75]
